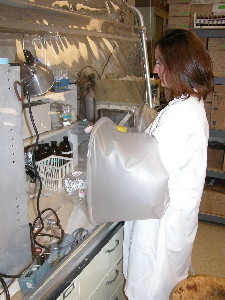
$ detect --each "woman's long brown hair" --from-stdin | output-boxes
[155,29,214,100]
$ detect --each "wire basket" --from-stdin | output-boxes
[36,155,75,192]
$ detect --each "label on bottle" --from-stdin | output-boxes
[61,151,73,155]
[62,113,72,126]
[62,114,72,120]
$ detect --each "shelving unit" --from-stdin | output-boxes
[199,213,225,225]
[191,28,225,225]
[210,128,225,138]
[23,87,78,144]
[207,131,225,177]
[23,121,77,147]
[192,28,225,38]
[28,89,77,103]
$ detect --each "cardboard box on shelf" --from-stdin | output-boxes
[206,114,211,126]
[169,3,190,16]
[210,52,225,77]
[212,63,225,77]
[223,156,225,172]
[208,50,225,62]
[205,92,213,103]
[191,0,224,3]
[214,70,225,78]
[208,38,225,51]
[212,2,225,14]
[167,0,190,3]
[204,102,212,115]
[207,160,223,171]
[200,185,225,217]
[214,84,225,94]
[211,92,225,130]
[168,16,190,28]
[190,3,212,17]
[214,71,225,78]
[207,148,224,162]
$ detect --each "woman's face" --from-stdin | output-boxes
[153,46,167,88]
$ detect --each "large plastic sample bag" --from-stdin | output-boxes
[87,117,169,225]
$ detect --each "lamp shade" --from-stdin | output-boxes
[22,50,54,96]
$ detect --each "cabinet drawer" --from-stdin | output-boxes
[109,280,128,300]
[88,257,124,300]
[77,226,124,299]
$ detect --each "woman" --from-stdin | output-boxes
[123,29,214,300]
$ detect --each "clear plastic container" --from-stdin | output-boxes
[62,104,72,126]
[63,167,87,205]
[50,102,63,130]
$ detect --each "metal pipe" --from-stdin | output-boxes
[130,6,153,108]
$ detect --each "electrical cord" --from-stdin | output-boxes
[25,90,44,228]
[25,89,64,247]
[33,208,64,240]
[0,261,25,299]
[0,273,19,279]
[77,65,101,79]
[29,223,44,265]
[0,277,10,300]
[0,272,21,300]
[31,208,64,255]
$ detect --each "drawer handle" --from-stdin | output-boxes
[63,282,75,299]
[105,269,119,285]
[105,239,119,253]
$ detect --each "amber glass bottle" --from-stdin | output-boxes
[49,141,61,156]
[59,136,73,158]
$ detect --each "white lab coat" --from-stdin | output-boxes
[123,96,209,300]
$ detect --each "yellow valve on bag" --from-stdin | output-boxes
[116,125,128,133]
